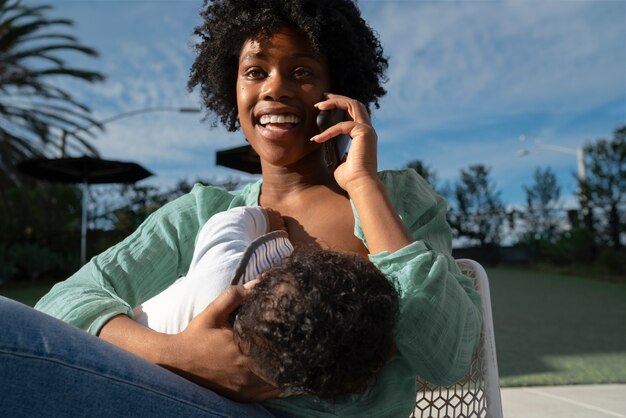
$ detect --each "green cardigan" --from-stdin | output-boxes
[36,169,482,418]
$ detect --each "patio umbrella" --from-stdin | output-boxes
[16,156,153,265]
[215,144,261,174]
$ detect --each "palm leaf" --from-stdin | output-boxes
[0,0,105,185]
[5,44,100,63]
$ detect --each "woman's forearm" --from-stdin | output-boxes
[346,177,414,255]
[99,315,175,366]
[99,288,281,402]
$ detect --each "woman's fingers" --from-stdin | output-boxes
[174,285,282,402]
[197,285,250,327]
[310,120,374,144]
[243,277,261,289]
[312,93,379,191]
[315,93,371,125]
[174,326,281,401]
[311,93,375,144]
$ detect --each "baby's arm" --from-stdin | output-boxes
[134,206,277,333]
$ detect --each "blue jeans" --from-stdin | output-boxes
[0,296,288,417]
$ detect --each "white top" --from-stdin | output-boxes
[133,206,293,334]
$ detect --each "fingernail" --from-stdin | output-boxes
[243,279,259,289]
[310,135,318,142]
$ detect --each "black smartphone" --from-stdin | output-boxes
[316,109,351,168]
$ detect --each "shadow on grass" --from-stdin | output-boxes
[487,267,626,386]
[0,279,58,307]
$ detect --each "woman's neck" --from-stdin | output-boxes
[259,151,344,206]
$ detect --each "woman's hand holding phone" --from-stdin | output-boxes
[311,93,379,193]
[311,93,413,255]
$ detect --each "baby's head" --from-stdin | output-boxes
[233,250,399,399]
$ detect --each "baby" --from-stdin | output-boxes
[134,206,399,399]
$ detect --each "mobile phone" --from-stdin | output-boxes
[316,109,351,168]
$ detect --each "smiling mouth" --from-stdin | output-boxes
[258,114,301,128]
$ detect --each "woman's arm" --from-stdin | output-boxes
[312,93,413,254]
[100,285,281,402]
[35,185,279,400]
[35,185,234,334]
[346,178,413,254]
[369,170,483,385]
[313,95,482,385]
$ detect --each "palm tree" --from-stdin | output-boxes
[0,0,104,185]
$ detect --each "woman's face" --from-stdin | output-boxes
[236,26,331,167]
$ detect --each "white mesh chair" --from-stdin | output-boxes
[411,259,503,418]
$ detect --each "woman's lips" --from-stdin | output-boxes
[255,112,304,140]
[257,122,299,140]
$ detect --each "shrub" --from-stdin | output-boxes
[9,243,63,281]
[543,227,595,265]
[0,244,17,284]
[594,249,626,277]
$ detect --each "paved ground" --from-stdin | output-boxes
[501,384,626,418]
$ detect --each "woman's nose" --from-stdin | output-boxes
[261,72,293,101]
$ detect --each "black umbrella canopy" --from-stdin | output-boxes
[215,145,261,174]
[16,156,153,266]
[16,156,153,184]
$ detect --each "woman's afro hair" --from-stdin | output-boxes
[188,0,388,131]
[233,250,399,399]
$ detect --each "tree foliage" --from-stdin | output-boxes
[406,159,437,187]
[450,164,505,247]
[523,166,561,234]
[405,158,453,199]
[581,125,626,249]
[0,0,104,185]
[0,182,81,281]
[88,178,243,254]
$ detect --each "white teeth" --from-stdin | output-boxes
[259,114,301,125]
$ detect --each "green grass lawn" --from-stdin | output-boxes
[487,267,626,387]
[0,279,57,307]
[2,268,626,387]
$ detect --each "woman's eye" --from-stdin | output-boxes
[293,67,313,80]
[244,68,265,79]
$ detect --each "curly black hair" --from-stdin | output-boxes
[233,250,399,399]
[188,0,388,131]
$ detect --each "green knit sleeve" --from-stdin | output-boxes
[366,169,483,385]
[35,184,236,335]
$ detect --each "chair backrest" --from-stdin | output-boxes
[410,259,503,418]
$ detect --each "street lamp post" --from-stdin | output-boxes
[516,136,591,230]
[57,106,200,264]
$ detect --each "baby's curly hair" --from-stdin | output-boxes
[233,250,399,399]
[188,0,388,131]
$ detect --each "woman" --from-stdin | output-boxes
[4,1,482,417]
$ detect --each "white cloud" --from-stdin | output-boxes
[42,0,624,205]
[363,0,625,129]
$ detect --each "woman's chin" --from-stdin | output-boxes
[251,134,321,169]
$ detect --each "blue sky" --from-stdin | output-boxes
[48,0,625,209]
